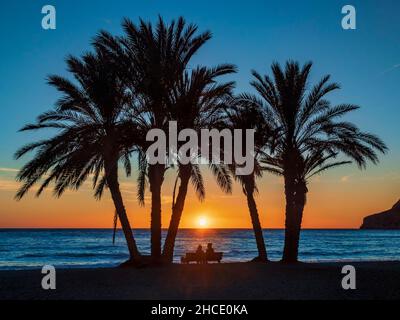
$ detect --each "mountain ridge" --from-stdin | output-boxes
[360,199,400,229]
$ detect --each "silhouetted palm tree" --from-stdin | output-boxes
[15,48,141,263]
[96,16,212,261]
[226,100,277,262]
[161,64,236,263]
[247,61,387,263]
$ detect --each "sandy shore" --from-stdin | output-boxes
[0,262,399,300]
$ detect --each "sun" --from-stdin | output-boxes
[197,216,208,228]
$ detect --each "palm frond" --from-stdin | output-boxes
[190,164,205,201]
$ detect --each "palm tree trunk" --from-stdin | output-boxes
[282,198,299,263]
[105,158,140,261]
[244,180,268,261]
[149,164,165,262]
[163,166,191,263]
[282,175,306,263]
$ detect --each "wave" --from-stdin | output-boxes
[18,253,48,258]
[18,252,127,259]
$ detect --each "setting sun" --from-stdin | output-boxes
[197,217,208,228]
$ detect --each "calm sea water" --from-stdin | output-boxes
[1,229,400,270]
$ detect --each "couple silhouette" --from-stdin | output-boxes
[181,243,223,264]
[196,243,215,256]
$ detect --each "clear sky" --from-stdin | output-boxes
[0,0,399,228]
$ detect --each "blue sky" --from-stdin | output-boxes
[0,0,399,171]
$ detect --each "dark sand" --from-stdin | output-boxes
[1,262,399,300]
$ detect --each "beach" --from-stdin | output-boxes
[1,262,399,300]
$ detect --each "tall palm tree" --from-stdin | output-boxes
[96,16,212,261]
[15,48,141,263]
[225,100,276,262]
[161,64,236,263]
[246,61,387,263]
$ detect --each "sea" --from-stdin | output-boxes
[1,229,400,270]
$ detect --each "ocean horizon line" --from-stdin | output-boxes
[0,227,363,231]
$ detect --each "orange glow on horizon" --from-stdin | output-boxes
[0,166,399,229]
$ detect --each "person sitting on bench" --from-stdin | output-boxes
[196,245,205,264]
[206,243,215,256]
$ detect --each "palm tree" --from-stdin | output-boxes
[161,65,236,263]
[15,48,141,263]
[95,16,213,261]
[246,61,387,263]
[225,100,276,262]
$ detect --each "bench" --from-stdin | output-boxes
[181,252,223,264]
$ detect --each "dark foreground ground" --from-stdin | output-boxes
[0,262,399,300]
